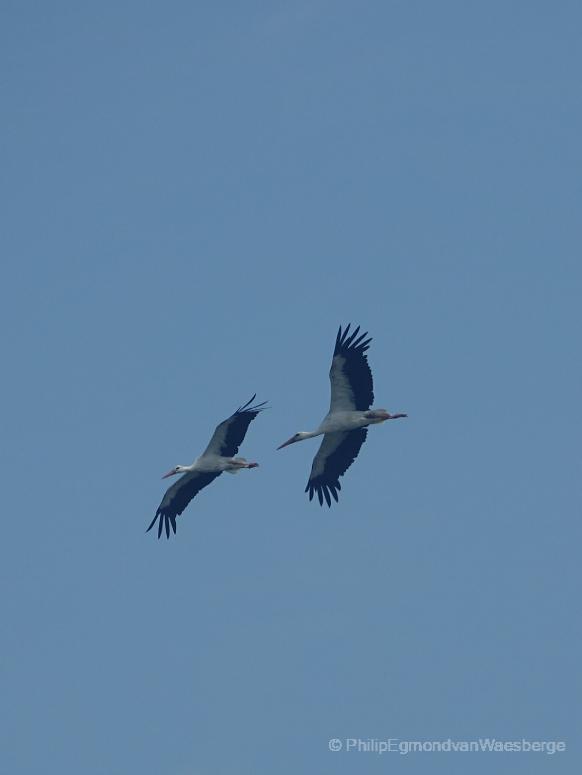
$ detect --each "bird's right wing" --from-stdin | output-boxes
[305,428,368,506]
[147,470,221,539]
[329,324,374,412]
[203,395,267,457]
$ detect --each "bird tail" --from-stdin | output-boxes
[225,456,248,473]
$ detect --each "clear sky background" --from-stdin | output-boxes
[1,2,580,773]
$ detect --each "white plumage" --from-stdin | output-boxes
[277,324,406,506]
[147,395,266,538]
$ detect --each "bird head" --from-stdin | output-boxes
[161,465,186,479]
[277,432,310,450]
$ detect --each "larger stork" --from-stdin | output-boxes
[147,395,267,538]
[277,324,406,506]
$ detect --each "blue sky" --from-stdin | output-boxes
[1,2,580,773]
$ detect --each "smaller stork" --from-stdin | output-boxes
[147,395,267,539]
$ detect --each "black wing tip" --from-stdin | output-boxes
[305,481,340,507]
[334,323,372,355]
[146,511,159,533]
[236,395,269,415]
[146,510,176,540]
[237,394,257,411]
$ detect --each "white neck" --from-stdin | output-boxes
[299,430,322,440]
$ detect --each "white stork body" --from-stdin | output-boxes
[147,395,266,538]
[166,454,256,477]
[277,324,406,506]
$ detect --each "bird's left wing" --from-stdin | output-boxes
[203,394,267,458]
[329,324,374,412]
[305,428,368,506]
[147,470,221,539]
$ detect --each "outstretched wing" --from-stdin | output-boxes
[305,428,368,507]
[146,470,221,539]
[329,324,374,412]
[203,394,267,457]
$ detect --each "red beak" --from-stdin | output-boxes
[161,469,178,479]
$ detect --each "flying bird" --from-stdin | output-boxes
[277,324,406,506]
[147,395,267,538]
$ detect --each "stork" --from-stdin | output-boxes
[277,324,406,506]
[147,395,267,538]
